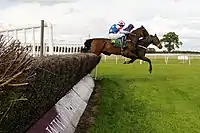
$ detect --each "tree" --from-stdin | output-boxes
[160,32,182,52]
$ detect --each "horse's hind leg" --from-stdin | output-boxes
[139,56,152,74]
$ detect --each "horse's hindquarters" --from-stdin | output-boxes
[90,39,108,56]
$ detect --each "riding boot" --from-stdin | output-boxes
[121,36,127,49]
[120,36,125,55]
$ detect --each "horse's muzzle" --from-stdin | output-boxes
[158,44,163,49]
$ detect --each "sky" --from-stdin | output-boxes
[0,0,200,51]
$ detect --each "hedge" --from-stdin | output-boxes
[0,53,101,133]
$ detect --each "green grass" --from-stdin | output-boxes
[88,58,200,133]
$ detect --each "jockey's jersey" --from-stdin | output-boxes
[109,24,122,34]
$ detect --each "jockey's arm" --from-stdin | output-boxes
[115,25,128,34]
[119,29,137,36]
[115,24,123,31]
[119,29,130,34]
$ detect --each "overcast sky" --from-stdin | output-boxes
[0,0,200,51]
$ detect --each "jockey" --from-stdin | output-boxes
[123,24,134,32]
[108,20,130,49]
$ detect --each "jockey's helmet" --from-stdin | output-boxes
[118,20,125,27]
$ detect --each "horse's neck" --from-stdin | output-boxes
[139,36,152,47]
[132,29,140,36]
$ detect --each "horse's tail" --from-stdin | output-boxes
[81,39,94,53]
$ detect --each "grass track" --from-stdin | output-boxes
[88,59,200,133]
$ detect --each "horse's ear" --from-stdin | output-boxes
[155,34,157,36]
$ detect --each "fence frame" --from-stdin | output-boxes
[101,53,200,65]
[0,20,54,57]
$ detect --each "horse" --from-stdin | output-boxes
[81,25,150,61]
[123,34,163,73]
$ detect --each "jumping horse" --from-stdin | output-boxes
[81,25,163,73]
[81,25,150,61]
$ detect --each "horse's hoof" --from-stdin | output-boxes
[123,61,127,64]
[149,69,152,74]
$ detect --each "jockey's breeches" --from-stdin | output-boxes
[108,33,125,39]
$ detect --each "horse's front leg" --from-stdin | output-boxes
[123,58,137,64]
[139,56,152,74]
[122,51,138,64]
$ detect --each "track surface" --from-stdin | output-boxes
[78,59,200,133]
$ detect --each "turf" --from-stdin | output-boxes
[88,58,200,133]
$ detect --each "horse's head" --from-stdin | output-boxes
[131,25,149,38]
[151,34,162,49]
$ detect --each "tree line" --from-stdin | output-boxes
[146,32,200,54]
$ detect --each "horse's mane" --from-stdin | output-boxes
[131,27,140,33]
[132,25,150,36]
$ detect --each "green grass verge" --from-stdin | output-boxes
[88,58,200,133]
